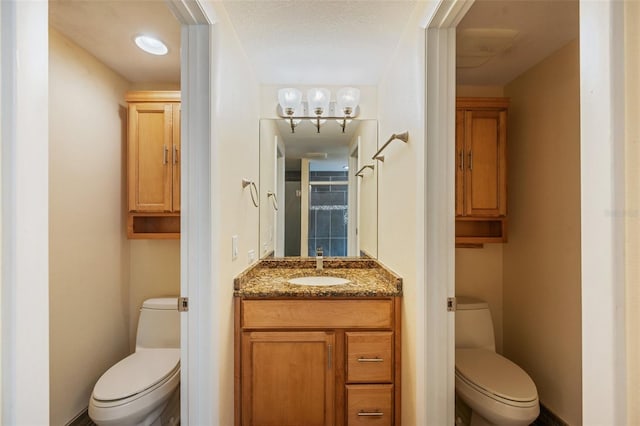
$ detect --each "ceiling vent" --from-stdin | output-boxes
[457,28,519,68]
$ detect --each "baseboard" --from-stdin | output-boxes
[533,403,568,426]
[66,408,95,426]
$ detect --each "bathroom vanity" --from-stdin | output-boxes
[234,258,402,426]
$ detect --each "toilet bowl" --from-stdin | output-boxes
[455,297,539,426]
[89,298,180,426]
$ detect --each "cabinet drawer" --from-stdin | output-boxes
[346,384,393,426]
[346,332,393,383]
[242,299,394,329]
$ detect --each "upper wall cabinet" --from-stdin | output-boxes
[126,91,181,239]
[455,97,509,245]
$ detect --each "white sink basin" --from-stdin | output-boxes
[288,276,351,287]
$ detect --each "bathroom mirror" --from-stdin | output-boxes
[259,118,378,258]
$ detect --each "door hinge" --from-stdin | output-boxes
[178,297,189,312]
[447,297,457,312]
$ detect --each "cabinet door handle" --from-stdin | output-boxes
[357,357,384,362]
[328,344,333,370]
[459,150,464,170]
[357,411,384,417]
[468,151,473,170]
[173,145,179,164]
[163,145,168,165]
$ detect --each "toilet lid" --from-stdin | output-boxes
[455,348,537,403]
[93,348,180,402]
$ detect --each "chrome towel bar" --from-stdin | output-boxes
[372,131,409,162]
[355,164,375,177]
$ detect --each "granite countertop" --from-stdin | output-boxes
[234,258,402,298]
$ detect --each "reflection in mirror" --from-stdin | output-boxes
[260,118,378,258]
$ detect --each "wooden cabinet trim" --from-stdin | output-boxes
[242,331,335,426]
[345,384,394,426]
[346,332,393,383]
[456,97,510,109]
[125,90,181,102]
[242,299,394,329]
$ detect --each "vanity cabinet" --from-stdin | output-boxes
[125,91,181,238]
[455,97,509,245]
[242,331,336,426]
[235,298,401,426]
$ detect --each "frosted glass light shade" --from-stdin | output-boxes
[307,88,331,115]
[278,88,302,115]
[337,87,360,115]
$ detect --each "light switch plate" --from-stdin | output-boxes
[232,235,238,260]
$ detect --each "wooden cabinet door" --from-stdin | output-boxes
[171,103,181,212]
[455,108,466,216]
[462,109,507,217]
[242,331,335,426]
[128,102,173,212]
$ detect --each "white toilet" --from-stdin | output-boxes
[89,298,180,426]
[455,296,539,426]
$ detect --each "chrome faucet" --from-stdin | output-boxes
[316,247,323,270]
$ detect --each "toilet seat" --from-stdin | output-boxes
[93,348,180,403]
[455,348,538,408]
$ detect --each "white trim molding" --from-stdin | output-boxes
[580,0,627,424]
[423,1,473,424]
[1,0,50,423]
[166,0,215,424]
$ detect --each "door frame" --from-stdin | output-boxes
[423,0,628,424]
[164,0,215,424]
[423,1,474,423]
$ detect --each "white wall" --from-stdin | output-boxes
[625,2,640,423]
[48,29,132,425]
[128,241,180,348]
[504,40,582,424]
[209,4,261,424]
[377,5,426,424]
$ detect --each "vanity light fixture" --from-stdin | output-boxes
[134,34,168,56]
[277,87,361,134]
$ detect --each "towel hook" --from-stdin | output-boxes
[242,178,259,208]
[266,191,279,211]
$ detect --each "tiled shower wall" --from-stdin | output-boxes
[308,171,348,256]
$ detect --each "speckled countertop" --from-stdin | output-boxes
[234,258,402,297]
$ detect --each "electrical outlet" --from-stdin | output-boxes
[248,249,256,263]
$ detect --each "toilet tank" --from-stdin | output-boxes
[136,297,180,350]
[455,296,496,351]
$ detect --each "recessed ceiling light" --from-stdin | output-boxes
[134,35,168,56]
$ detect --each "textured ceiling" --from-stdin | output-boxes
[223,1,418,85]
[47,0,579,88]
[49,0,181,84]
[456,0,579,86]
